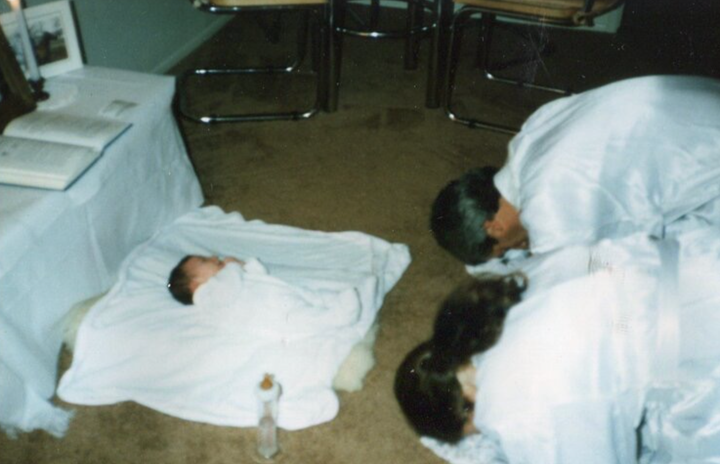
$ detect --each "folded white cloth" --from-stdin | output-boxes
[57,206,411,430]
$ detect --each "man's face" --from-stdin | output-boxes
[484,197,529,258]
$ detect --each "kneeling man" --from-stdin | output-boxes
[432,75,720,264]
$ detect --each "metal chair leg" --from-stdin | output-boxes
[444,11,517,134]
[404,0,425,70]
[326,0,346,112]
[425,0,452,108]
[441,7,574,133]
[317,5,332,112]
[333,0,435,107]
[370,0,381,29]
[178,6,327,124]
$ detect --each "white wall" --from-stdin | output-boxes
[1,0,230,73]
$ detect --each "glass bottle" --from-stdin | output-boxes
[255,373,280,460]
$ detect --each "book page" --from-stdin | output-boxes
[3,111,131,152]
[0,135,99,190]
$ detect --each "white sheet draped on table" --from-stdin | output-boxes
[0,67,203,437]
[57,206,411,430]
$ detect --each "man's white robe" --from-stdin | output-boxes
[494,75,720,254]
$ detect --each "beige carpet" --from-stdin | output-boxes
[2,2,719,463]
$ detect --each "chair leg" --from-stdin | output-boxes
[332,0,434,109]
[311,10,320,74]
[445,11,469,105]
[177,7,323,123]
[312,7,330,113]
[404,0,424,70]
[322,4,337,113]
[425,0,453,108]
[325,0,346,113]
[444,11,517,134]
[289,9,311,72]
[477,13,495,79]
[441,5,583,133]
[370,0,381,30]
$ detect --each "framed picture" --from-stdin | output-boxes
[0,0,83,79]
[0,22,35,131]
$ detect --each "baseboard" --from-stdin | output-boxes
[152,16,233,75]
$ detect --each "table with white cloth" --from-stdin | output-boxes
[0,67,204,437]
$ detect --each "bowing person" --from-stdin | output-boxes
[431,75,720,264]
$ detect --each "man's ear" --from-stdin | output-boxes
[483,216,506,238]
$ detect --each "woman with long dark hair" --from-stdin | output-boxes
[396,229,720,463]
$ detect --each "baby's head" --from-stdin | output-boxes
[167,255,228,305]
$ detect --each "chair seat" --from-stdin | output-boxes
[453,0,620,24]
[205,0,326,7]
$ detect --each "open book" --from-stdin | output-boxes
[0,111,131,190]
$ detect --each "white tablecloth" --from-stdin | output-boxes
[0,67,204,437]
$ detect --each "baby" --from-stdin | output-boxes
[168,255,247,305]
[166,254,361,335]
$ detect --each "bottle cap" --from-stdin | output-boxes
[256,373,280,401]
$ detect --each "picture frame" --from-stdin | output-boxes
[0,22,35,132]
[0,0,83,80]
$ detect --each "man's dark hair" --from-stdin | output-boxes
[167,255,194,305]
[430,167,501,265]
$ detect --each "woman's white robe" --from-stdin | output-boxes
[425,228,720,463]
[494,75,720,254]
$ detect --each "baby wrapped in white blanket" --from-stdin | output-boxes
[57,206,411,430]
[191,258,361,339]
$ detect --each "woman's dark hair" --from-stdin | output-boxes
[394,341,469,443]
[394,275,526,443]
[430,167,501,265]
[167,255,194,305]
[432,274,526,361]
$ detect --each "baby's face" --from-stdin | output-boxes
[185,256,227,288]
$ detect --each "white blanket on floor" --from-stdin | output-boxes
[57,206,411,430]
